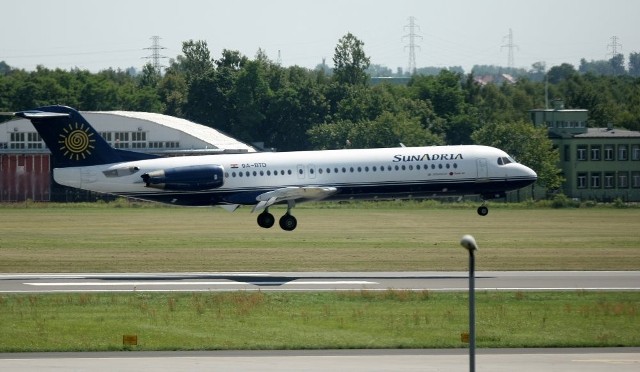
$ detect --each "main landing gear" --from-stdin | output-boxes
[257,201,298,231]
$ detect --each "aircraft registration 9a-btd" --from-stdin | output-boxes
[8,106,537,231]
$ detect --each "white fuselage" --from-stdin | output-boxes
[53,145,537,206]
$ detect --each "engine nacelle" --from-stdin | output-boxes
[141,164,224,191]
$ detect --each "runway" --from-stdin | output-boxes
[1,349,639,371]
[1,271,639,293]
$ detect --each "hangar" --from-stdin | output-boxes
[0,110,255,202]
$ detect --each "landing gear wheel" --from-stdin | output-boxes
[279,214,298,231]
[257,212,275,228]
[477,206,489,216]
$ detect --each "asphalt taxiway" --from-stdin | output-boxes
[1,271,639,293]
[1,349,639,371]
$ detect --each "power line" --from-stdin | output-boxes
[143,36,168,74]
[501,28,519,68]
[403,16,422,74]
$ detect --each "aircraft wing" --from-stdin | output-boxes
[252,186,338,213]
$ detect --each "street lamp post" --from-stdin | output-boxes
[460,234,478,372]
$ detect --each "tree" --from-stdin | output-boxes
[547,63,577,84]
[409,70,465,118]
[307,111,443,150]
[628,52,640,77]
[230,59,271,143]
[332,33,370,86]
[471,121,563,190]
[181,40,214,81]
[609,54,626,76]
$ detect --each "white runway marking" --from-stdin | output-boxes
[26,280,377,286]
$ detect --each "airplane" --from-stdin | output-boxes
[6,105,537,231]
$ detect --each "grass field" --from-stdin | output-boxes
[0,202,638,272]
[0,291,638,351]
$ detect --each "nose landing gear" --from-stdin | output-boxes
[477,205,489,216]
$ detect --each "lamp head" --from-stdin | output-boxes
[460,234,478,251]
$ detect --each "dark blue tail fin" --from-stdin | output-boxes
[15,105,158,168]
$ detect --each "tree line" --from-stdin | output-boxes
[2,33,640,191]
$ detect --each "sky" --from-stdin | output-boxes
[1,0,638,74]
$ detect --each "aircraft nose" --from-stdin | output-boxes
[522,164,537,181]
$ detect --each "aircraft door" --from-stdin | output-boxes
[307,164,316,179]
[296,164,305,179]
[476,158,489,181]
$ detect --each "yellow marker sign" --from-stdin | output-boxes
[122,335,138,346]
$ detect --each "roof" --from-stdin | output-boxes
[574,128,640,138]
[88,111,256,152]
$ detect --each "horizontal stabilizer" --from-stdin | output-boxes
[15,111,70,119]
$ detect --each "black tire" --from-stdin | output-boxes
[477,206,489,216]
[257,212,275,228]
[279,214,297,231]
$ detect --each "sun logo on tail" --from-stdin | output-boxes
[58,122,95,161]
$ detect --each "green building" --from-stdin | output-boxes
[530,101,640,202]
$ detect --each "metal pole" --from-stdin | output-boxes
[469,247,476,372]
[460,235,478,372]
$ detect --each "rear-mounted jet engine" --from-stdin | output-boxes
[141,164,224,191]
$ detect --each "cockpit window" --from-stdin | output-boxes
[497,156,515,166]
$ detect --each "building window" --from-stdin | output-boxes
[9,132,25,149]
[618,172,629,189]
[27,132,43,149]
[590,145,601,161]
[632,145,640,161]
[632,172,640,188]
[114,132,129,148]
[590,172,601,188]
[131,132,147,149]
[577,146,587,161]
[604,173,615,188]
[604,145,614,161]
[577,173,587,189]
[563,145,570,162]
[100,132,112,142]
[618,145,628,161]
